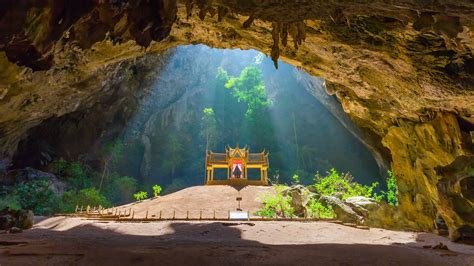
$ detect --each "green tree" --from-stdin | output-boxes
[161,135,184,180]
[6,179,60,215]
[224,66,271,119]
[98,141,123,192]
[50,159,92,191]
[201,107,217,151]
[105,175,138,205]
[61,188,111,213]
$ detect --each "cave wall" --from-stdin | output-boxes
[0,0,473,239]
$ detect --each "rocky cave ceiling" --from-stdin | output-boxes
[0,0,473,241]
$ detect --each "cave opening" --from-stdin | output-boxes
[108,45,383,194]
[8,45,384,203]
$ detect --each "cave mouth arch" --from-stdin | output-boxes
[11,44,384,196]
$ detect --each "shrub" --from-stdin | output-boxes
[292,174,300,184]
[50,159,92,191]
[254,185,294,218]
[61,188,111,213]
[307,199,335,219]
[133,191,148,201]
[383,170,399,206]
[8,179,60,215]
[313,169,379,200]
[105,175,137,205]
[152,185,162,197]
[0,194,22,211]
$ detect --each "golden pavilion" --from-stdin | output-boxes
[205,145,269,185]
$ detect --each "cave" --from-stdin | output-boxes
[0,1,473,265]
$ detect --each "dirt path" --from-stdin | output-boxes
[1,218,473,265]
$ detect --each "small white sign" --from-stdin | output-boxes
[229,211,249,220]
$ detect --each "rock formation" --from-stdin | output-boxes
[0,1,473,240]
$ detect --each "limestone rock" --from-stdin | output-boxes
[9,227,23,233]
[0,208,34,230]
[0,0,473,240]
[3,168,67,195]
[321,195,363,224]
[281,185,314,216]
[345,196,379,216]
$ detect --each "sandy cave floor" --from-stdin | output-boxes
[1,186,473,265]
[0,217,473,266]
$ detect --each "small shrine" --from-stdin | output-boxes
[205,145,269,185]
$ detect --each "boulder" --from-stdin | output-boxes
[345,196,379,216]
[17,210,34,229]
[281,185,313,216]
[321,195,364,223]
[3,167,67,194]
[0,208,34,230]
[9,227,23,233]
[0,213,15,230]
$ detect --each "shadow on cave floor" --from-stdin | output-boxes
[0,219,473,266]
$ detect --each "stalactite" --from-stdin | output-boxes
[185,0,194,19]
[271,22,281,69]
[243,15,255,28]
[280,23,288,47]
[217,6,229,22]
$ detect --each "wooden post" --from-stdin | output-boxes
[145,210,148,219]
[159,210,162,219]
[132,210,135,219]
[128,208,132,217]
[228,210,230,220]
[199,210,202,220]
[173,210,176,219]
[213,210,216,220]
[118,210,121,218]
[247,210,250,221]
[186,210,189,220]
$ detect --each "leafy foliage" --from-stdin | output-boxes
[313,168,380,200]
[254,185,294,218]
[383,170,399,206]
[0,194,22,211]
[133,191,148,201]
[104,175,137,205]
[2,180,60,215]
[307,199,335,218]
[292,174,300,184]
[224,66,271,118]
[152,185,162,197]
[61,188,111,213]
[51,159,92,191]
[201,107,217,151]
[160,135,184,181]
